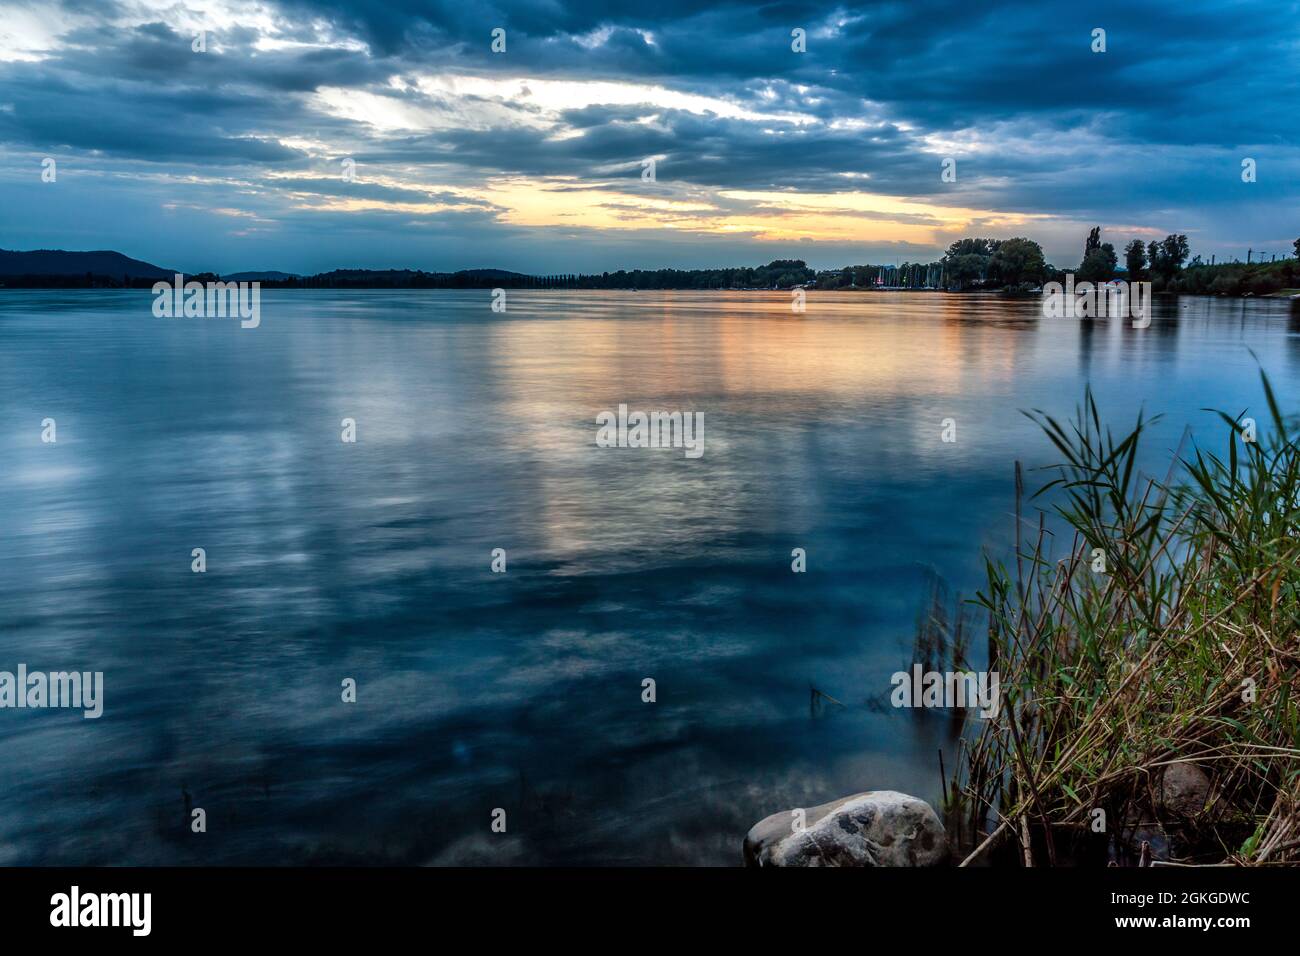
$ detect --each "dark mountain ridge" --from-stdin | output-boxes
[0,248,175,280]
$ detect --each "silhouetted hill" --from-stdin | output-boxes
[0,248,173,279]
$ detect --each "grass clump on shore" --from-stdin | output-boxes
[947,372,1300,866]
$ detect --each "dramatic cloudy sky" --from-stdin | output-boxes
[0,0,1297,274]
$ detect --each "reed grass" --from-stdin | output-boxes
[947,370,1300,866]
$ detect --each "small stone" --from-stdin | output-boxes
[1157,763,1211,819]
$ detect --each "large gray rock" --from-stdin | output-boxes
[743,790,948,867]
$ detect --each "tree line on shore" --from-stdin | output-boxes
[228,231,1300,295]
[4,236,1297,294]
[810,231,1300,295]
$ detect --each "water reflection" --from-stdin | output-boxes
[0,290,1295,864]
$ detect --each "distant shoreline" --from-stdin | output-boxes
[3,244,1297,298]
[3,284,1296,299]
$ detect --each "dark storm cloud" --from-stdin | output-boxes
[0,0,1296,272]
[274,0,1299,139]
[0,72,305,164]
[50,21,382,92]
[362,103,927,194]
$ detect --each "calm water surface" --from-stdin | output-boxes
[1,289,1297,864]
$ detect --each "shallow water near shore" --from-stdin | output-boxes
[1,289,1297,865]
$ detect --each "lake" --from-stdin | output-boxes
[1,289,1297,864]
